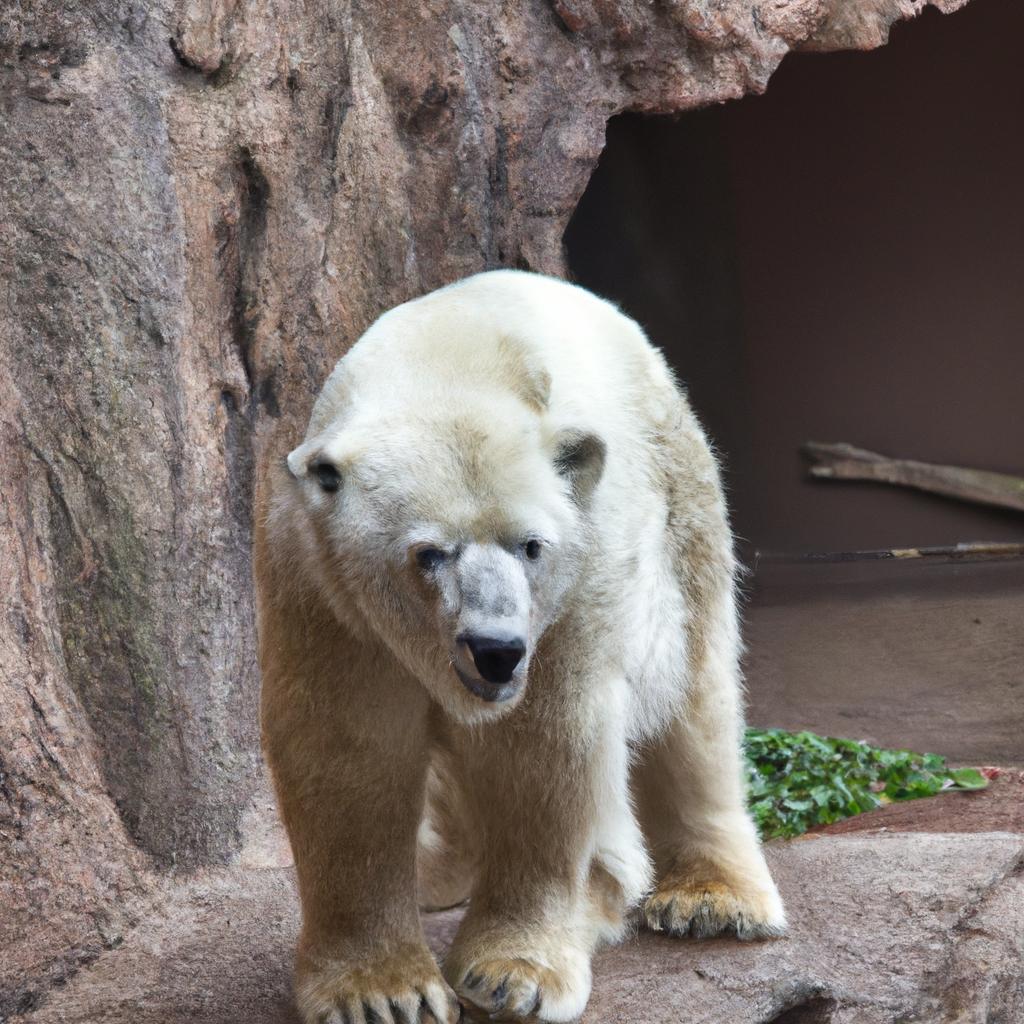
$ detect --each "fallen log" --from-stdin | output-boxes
[802,442,1024,513]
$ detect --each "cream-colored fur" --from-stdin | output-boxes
[256,270,785,1024]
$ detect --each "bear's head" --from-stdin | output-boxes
[284,396,605,723]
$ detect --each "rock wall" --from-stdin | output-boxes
[0,0,968,1013]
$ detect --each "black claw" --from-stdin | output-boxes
[416,995,433,1024]
[365,1006,384,1024]
[390,999,413,1024]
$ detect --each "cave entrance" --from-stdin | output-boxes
[564,1,1024,761]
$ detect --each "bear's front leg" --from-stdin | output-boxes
[634,705,786,942]
[444,683,648,1023]
[633,532,786,942]
[261,608,459,1024]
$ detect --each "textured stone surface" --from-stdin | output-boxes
[13,830,1023,1024]
[0,0,972,1015]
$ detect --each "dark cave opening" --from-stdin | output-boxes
[565,0,1024,558]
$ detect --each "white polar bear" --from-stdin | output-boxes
[256,270,785,1024]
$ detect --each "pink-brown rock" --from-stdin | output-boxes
[14,831,1024,1023]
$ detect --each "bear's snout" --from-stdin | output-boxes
[461,634,525,685]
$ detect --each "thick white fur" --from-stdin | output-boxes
[256,270,785,1024]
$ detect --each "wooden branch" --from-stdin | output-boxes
[802,442,1024,514]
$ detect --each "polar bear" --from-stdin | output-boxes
[255,270,785,1024]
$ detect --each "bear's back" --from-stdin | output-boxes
[308,271,682,444]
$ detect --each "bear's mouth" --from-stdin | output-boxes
[453,665,522,703]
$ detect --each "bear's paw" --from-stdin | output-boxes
[643,871,786,941]
[296,944,460,1024]
[448,949,591,1023]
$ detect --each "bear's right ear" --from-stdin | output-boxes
[553,428,606,506]
[286,439,317,479]
[286,437,343,493]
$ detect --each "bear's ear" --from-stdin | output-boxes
[553,428,606,505]
[286,439,318,479]
[286,436,343,493]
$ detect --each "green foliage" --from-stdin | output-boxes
[744,728,988,840]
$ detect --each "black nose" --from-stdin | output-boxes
[465,635,526,685]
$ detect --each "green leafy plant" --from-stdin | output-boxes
[744,728,988,840]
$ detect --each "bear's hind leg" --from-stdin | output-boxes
[417,739,476,912]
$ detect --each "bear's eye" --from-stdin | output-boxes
[416,547,447,572]
[524,539,542,561]
[312,462,341,493]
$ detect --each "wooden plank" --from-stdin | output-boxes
[803,442,1024,513]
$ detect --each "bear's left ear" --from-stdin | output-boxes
[553,428,606,506]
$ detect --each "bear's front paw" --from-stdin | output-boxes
[446,947,591,1023]
[296,943,460,1024]
[643,867,786,941]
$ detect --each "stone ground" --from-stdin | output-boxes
[12,778,1023,1024]
[743,556,1024,767]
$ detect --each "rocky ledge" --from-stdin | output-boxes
[13,781,1023,1024]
